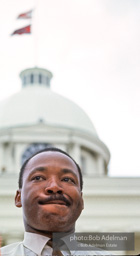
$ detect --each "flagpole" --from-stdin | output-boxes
[33,0,39,67]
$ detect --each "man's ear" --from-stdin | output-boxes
[15,189,22,208]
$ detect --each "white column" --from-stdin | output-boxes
[15,144,26,174]
[69,144,81,166]
[6,143,14,173]
[96,154,105,176]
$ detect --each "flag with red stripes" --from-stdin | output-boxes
[11,25,31,35]
[17,10,32,19]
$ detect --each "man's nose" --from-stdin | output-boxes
[44,178,63,194]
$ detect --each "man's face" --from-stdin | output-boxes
[15,151,84,235]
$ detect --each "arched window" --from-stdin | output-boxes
[30,74,34,84]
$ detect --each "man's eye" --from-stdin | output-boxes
[62,177,75,184]
[32,176,44,181]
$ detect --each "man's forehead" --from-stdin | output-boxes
[28,151,75,164]
[25,151,78,173]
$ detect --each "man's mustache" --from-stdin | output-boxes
[38,194,71,206]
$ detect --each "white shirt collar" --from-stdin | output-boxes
[23,232,50,255]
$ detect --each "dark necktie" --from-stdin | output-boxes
[47,239,63,256]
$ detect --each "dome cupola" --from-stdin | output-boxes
[20,67,53,88]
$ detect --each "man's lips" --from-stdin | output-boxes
[39,200,67,205]
[38,195,71,207]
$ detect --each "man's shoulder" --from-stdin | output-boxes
[1,242,23,255]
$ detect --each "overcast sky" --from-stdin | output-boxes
[0,0,140,177]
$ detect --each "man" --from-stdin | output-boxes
[1,147,112,256]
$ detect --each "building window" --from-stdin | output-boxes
[39,74,42,84]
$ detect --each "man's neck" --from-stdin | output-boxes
[24,226,75,239]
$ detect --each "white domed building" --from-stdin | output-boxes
[0,67,140,255]
[0,67,110,176]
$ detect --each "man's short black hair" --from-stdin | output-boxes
[18,147,83,190]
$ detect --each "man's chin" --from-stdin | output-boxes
[40,203,70,216]
[40,214,74,232]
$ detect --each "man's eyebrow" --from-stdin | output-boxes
[28,167,46,176]
[61,169,78,180]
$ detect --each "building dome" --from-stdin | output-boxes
[0,67,97,136]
